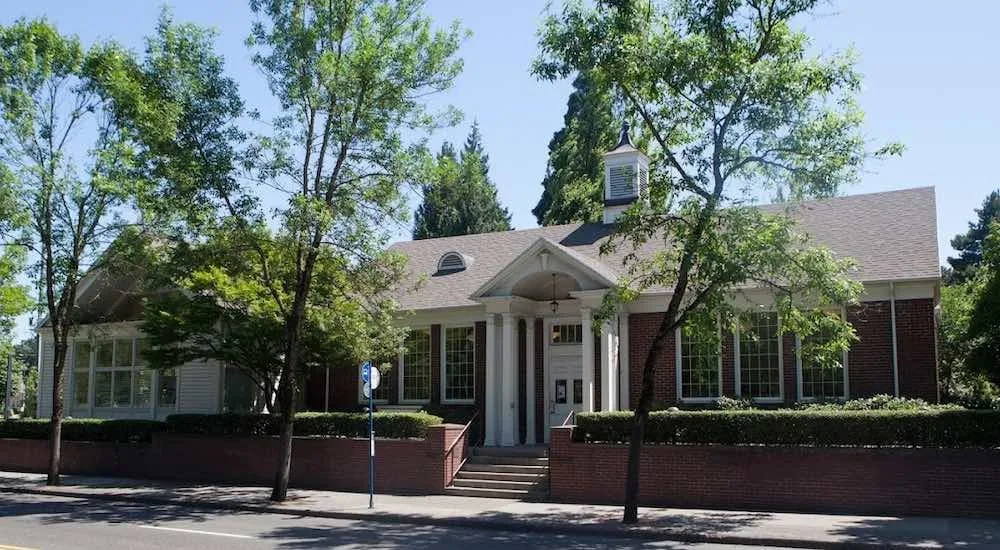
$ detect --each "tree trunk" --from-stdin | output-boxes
[623,312,676,524]
[270,389,296,501]
[47,333,68,486]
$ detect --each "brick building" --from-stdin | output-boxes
[37,128,940,448]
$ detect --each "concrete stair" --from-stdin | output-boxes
[445,446,549,500]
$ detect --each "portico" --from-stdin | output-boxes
[471,238,628,447]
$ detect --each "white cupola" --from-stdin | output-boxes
[602,122,650,224]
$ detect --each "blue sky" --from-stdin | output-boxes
[4,1,997,259]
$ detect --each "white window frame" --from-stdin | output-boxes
[795,306,850,402]
[734,311,784,403]
[441,324,476,404]
[69,336,178,411]
[398,326,432,404]
[675,322,723,403]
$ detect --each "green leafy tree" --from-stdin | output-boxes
[533,72,618,225]
[965,220,1000,389]
[0,20,136,485]
[412,125,512,239]
[536,0,899,523]
[947,190,999,284]
[104,1,464,502]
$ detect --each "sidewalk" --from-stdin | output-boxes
[0,471,996,549]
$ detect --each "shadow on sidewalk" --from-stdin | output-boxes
[831,517,1000,549]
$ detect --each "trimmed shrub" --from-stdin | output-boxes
[0,418,165,443]
[798,394,963,411]
[573,409,1000,448]
[165,411,443,439]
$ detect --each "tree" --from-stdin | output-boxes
[965,220,1000,389]
[535,0,898,523]
[105,1,465,502]
[947,190,999,284]
[0,20,136,485]
[532,72,618,225]
[412,125,512,239]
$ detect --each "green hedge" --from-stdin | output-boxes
[0,418,165,443]
[573,410,1000,448]
[165,411,443,439]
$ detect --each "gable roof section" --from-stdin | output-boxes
[470,237,618,300]
[362,186,939,312]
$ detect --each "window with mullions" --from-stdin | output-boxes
[679,325,720,400]
[401,329,431,402]
[800,330,846,400]
[551,324,583,344]
[738,312,781,399]
[72,341,91,406]
[444,326,475,402]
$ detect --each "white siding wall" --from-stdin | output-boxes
[36,322,223,420]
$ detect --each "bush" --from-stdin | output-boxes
[715,396,755,410]
[0,418,165,443]
[165,411,443,439]
[573,409,1000,448]
[797,394,963,411]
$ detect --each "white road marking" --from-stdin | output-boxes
[136,525,257,540]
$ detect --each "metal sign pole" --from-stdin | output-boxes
[368,382,374,509]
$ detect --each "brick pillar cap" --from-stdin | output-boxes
[427,423,466,429]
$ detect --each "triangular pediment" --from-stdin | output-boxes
[470,238,616,301]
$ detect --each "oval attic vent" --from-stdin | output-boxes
[438,252,467,272]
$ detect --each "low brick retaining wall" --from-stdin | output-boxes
[549,426,1000,517]
[0,423,467,495]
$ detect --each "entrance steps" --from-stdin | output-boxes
[445,446,549,500]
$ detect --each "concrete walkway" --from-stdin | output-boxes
[0,472,996,549]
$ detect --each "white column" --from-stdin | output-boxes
[500,312,517,446]
[600,320,617,411]
[542,317,552,444]
[484,314,497,446]
[619,313,630,410]
[525,318,536,445]
[581,307,595,412]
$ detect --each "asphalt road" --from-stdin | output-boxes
[0,492,811,550]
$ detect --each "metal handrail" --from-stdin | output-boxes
[444,408,480,458]
[561,409,576,426]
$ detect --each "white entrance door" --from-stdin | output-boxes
[548,330,584,432]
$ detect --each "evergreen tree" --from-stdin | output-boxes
[947,190,1000,283]
[412,126,512,239]
[532,72,617,226]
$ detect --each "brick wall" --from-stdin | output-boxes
[549,426,1000,517]
[630,300,938,406]
[896,298,938,402]
[0,424,468,495]
[848,301,894,397]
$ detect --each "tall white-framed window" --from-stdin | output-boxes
[676,323,722,401]
[71,336,176,409]
[400,328,432,403]
[796,308,849,401]
[72,341,91,407]
[442,325,475,403]
[736,311,783,401]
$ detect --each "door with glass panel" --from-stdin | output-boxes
[548,322,584,433]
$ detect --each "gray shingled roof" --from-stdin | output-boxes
[390,186,939,311]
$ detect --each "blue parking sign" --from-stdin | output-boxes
[361,360,372,383]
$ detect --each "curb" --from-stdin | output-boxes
[0,485,914,550]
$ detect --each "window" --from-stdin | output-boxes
[551,324,583,344]
[443,326,475,402]
[159,368,178,407]
[401,329,431,402]
[678,325,720,400]
[73,336,175,409]
[738,312,782,400]
[135,339,152,407]
[799,328,847,400]
[72,341,91,406]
